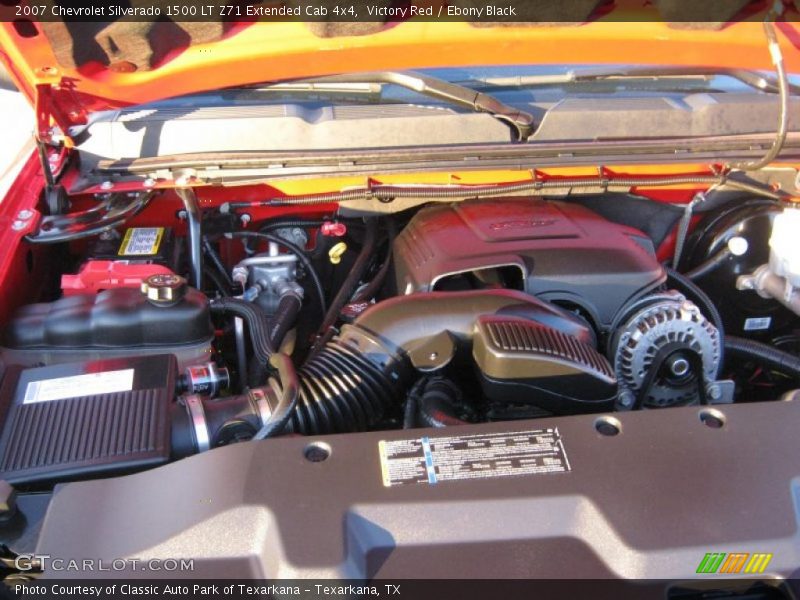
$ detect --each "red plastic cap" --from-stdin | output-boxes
[321,221,347,237]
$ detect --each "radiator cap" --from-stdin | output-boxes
[141,273,187,305]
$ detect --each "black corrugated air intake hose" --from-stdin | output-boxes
[173,290,593,453]
[288,289,593,435]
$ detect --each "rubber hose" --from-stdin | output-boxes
[685,247,732,281]
[210,297,274,363]
[665,266,725,376]
[724,336,800,381]
[260,219,326,233]
[403,379,424,429]
[253,353,300,440]
[416,379,467,428]
[269,293,302,350]
[202,237,233,288]
[203,266,230,297]
[248,293,303,388]
[353,220,397,303]
[318,218,378,335]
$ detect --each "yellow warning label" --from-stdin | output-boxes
[378,440,391,487]
[119,227,164,256]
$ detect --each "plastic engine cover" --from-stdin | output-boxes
[393,198,665,331]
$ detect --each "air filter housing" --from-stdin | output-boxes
[0,355,176,486]
[473,316,617,415]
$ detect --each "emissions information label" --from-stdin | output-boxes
[744,316,772,331]
[23,369,135,404]
[378,428,570,487]
[119,227,164,256]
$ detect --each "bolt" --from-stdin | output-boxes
[240,214,251,226]
[11,220,26,231]
[177,210,188,220]
[706,384,722,401]
[143,178,156,188]
[100,181,113,191]
[17,209,33,220]
[618,390,635,408]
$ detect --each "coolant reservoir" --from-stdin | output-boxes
[769,207,800,288]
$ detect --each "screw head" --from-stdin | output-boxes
[143,178,156,188]
[17,209,33,220]
[618,390,635,408]
[11,220,26,231]
[100,181,113,191]
[706,384,722,401]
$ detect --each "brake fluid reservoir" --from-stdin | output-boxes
[769,208,800,289]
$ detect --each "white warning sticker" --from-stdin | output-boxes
[743,316,772,331]
[378,428,570,487]
[119,227,164,256]
[23,369,135,404]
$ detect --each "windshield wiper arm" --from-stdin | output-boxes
[459,66,800,95]
[287,71,536,141]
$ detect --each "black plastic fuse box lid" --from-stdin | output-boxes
[0,354,176,486]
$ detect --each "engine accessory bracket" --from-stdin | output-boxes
[25,192,153,244]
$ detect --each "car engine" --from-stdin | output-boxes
[0,191,797,488]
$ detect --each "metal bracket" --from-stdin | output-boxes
[25,192,152,244]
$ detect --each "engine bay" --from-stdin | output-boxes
[1,186,799,489]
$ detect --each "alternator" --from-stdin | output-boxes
[610,292,721,408]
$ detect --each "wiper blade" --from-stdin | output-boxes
[285,71,536,141]
[460,66,800,95]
